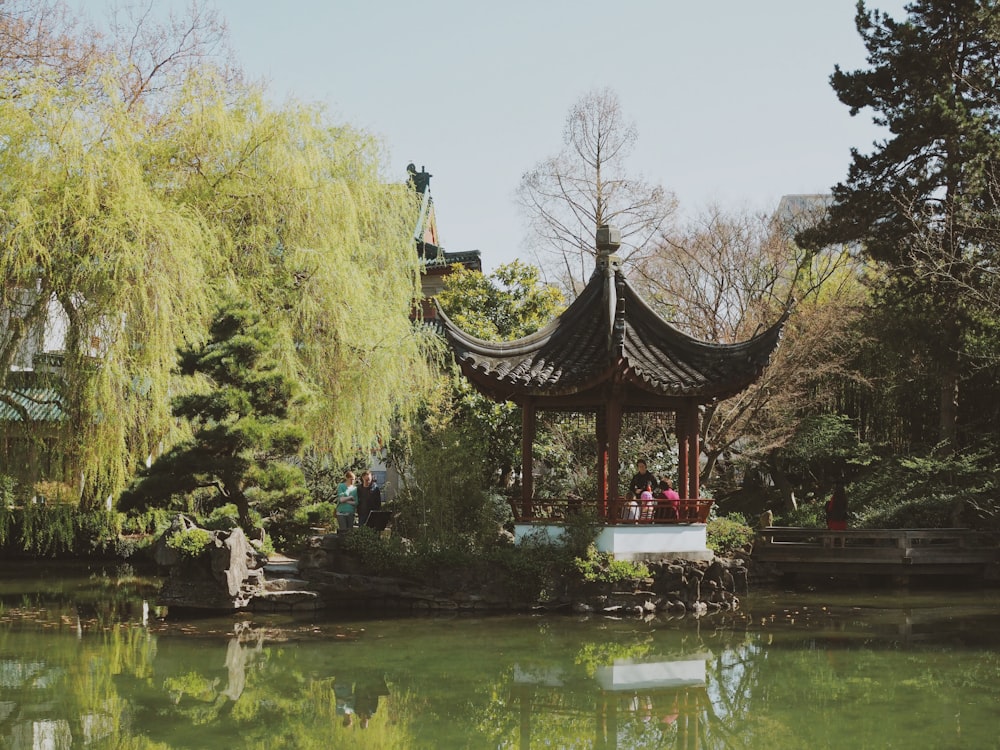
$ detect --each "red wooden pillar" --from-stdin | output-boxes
[686,404,701,502]
[596,410,608,519]
[675,407,689,500]
[606,397,622,520]
[675,403,702,502]
[521,400,536,520]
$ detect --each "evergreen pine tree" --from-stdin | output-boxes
[799,0,1000,449]
[120,302,307,532]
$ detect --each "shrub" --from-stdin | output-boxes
[166,527,213,558]
[850,444,999,529]
[20,501,75,555]
[777,502,825,528]
[706,513,754,556]
[573,545,650,583]
[341,526,409,575]
[202,504,242,531]
[121,507,172,536]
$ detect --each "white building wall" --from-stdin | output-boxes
[513,523,712,562]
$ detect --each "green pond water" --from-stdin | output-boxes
[1,564,999,749]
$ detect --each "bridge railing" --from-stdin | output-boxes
[754,527,996,566]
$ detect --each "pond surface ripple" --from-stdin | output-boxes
[1,563,998,749]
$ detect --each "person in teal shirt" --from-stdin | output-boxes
[336,471,358,531]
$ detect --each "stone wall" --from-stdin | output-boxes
[285,533,747,616]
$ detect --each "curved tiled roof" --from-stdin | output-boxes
[436,254,788,406]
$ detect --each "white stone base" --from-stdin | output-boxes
[514,523,712,562]
[595,656,709,691]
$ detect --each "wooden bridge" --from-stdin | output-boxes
[753,527,997,582]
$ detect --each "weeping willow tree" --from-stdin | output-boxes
[0,17,438,507]
[161,71,438,458]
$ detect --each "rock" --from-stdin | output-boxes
[155,519,266,611]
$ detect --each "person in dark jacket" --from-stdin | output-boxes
[356,470,382,526]
[629,459,658,499]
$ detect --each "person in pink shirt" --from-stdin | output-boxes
[656,478,680,519]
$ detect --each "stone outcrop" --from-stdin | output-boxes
[290,533,747,616]
[154,515,267,611]
[154,522,747,616]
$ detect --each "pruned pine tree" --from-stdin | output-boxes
[119,302,307,533]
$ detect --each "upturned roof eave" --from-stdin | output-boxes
[437,262,790,401]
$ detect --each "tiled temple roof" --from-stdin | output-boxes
[436,254,788,407]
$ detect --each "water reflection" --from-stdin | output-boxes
[0,568,999,748]
[513,654,712,749]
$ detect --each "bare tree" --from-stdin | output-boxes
[0,0,100,96]
[633,204,869,506]
[105,1,236,112]
[517,87,677,294]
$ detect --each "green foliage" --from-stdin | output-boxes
[558,509,604,559]
[0,476,15,545]
[201,504,241,531]
[850,442,999,530]
[777,502,826,529]
[119,301,309,534]
[0,33,436,505]
[341,526,411,576]
[706,513,755,556]
[573,545,650,583]
[264,501,338,553]
[437,260,564,341]
[121,507,172,537]
[19,502,74,556]
[299,451,345,504]
[0,504,124,557]
[781,414,875,479]
[166,527,213,558]
[434,261,565,486]
[392,416,510,551]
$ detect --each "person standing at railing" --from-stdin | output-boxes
[629,459,659,499]
[825,483,848,531]
[336,471,359,532]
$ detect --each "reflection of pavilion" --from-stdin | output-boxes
[512,654,712,749]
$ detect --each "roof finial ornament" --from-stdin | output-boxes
[596,224,621,270]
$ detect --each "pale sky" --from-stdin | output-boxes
[85,0,909,272]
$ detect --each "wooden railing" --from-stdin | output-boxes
[753,527,997,575]
[515,497,713,525]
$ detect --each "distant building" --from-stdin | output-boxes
[773,194,833,237]
[407,164,481,321]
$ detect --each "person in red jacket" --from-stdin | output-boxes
[825,483,848,531]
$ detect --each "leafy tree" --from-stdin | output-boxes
[517,87,677,294]
[0,3,435,505]
[435,261,564,488]
[798,0,1000,451]
[634,205,870,503]
[119,302,307,533]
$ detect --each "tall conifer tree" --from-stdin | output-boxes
[799,0,1000,450]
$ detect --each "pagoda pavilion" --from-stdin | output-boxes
[435,226,787,558]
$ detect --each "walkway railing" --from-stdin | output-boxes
[515,497,712,525]
[753,527,997,576]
